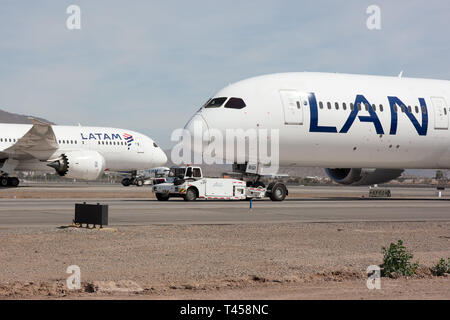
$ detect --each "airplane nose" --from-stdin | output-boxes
[184,114,210,151]
[156,148,168,165]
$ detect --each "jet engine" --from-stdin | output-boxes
[47,150,106,181]
[325,168,404,186]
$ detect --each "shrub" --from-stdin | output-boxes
[431,258,450,276]
[380,240,419,277]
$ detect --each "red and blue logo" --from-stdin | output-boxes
[123,133,134,150]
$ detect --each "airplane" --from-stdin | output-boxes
[184,72,450,194]
[0,119,167,187]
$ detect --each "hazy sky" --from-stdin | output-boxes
[1,1,449,148]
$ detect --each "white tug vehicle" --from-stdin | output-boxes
[152,165,287,201]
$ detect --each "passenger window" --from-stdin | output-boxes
[193,168,201,177]
[327,102,331,109]
[408,106,412,113]
[342,103,347,110]
[357,103,361,111]
[372,104,376,112]
[422,106,427,114]
[365,103,369,111]
[350,103,354,111]
[319,102,324,109]
[335,102,339,110]
[415,106,419,113]
[379,104,384,112]
[224,97,246,109]
[205,97,227,108]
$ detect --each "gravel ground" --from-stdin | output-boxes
[0,221,449,299]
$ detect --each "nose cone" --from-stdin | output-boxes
[154,148,168,166]
[184,114,210,152]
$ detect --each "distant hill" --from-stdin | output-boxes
[0,108,54,124]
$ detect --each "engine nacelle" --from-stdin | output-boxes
[47,151,106,181]
[325,168,404,186]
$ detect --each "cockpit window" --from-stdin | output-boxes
[204,97,227,108]
[153,142,158,148]
[224,97,246,109]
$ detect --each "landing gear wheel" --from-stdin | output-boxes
[184,188,197,201]
[121,178,131,187]
[156,193,169,201]
[0,177,8,187]
[136,179,144,187]
[9,177,19,187]
[269,183,287,201]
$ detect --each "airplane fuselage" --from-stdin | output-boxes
[186,72,450,169]
[0,124,167,172]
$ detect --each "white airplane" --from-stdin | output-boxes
[184,72,450,188]
[0,119,167,187]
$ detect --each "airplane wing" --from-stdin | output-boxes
[3,118,59,160]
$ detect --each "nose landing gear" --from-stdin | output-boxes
[234,163,288,201]
[121,171,145,187]
[0,175,20,187]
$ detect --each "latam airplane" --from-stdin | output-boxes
[0,119,167,187]
[184,72,450,188]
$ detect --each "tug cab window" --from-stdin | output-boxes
[205,97,227,108]
[224,97,246,109]
[193,168,202,177]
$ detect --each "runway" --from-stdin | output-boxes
[1,184,450,226]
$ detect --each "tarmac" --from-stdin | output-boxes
[0,184,450,227]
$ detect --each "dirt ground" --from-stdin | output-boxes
[0,222,449,299]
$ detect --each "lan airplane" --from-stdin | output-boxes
[0,119,167,187]
[185,72,450,187]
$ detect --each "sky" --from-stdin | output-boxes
[0,0,449,148]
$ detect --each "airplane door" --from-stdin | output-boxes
[134,137,145,154]
[431,97,449,130]
[280,90,303,125]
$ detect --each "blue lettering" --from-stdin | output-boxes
[388,96,428,136]
[111,133,122,140]
[308,93,338,133]
[340,95,384,134]
[89,133,96,140]
[104,134,111,140]
[80,133,88,140]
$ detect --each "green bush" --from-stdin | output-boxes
[380,240,419,277]
[431,258,450,276]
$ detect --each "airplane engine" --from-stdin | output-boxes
[325,168,404,186]
[47,150,106,181]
